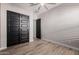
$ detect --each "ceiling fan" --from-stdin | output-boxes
[29,3,56,13]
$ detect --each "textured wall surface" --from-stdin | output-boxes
[40,3,79,50]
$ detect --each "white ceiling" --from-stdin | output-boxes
[30,3,61,15]
[10,3,61,15]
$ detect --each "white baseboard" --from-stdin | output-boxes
[0,47,7,51]
[43,39,79,51]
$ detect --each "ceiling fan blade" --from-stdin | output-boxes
[44,5,48,10]
[38,6,41,10]
[29,3,39,6]
[34,5,41,13]
[38,5,41,11]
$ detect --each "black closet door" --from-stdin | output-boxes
[7,11,20,47]
[20,14,29,43]
[36,19,41,39]
[7,11,29,47]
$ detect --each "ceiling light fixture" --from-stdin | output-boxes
[40,3,45,6]
[30,3,57,13]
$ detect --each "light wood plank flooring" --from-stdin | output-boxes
[0,40,79,55]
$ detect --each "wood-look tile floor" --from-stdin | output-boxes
[0,40,79,55]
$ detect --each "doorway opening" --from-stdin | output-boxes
[36,18,41,39]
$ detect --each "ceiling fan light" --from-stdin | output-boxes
[40,3,44,6]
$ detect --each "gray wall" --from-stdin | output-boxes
[0,3,1,47]
[40,3,79,50]
[33,20,36,38]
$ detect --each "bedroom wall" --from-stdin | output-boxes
[33,13,38,39]
[0,3,1,47]
[39,3,79,50]
[0,3,33,50]
[33,20,36,38]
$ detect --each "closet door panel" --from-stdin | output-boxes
[7,11,20,47]
[20,14,29,43]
